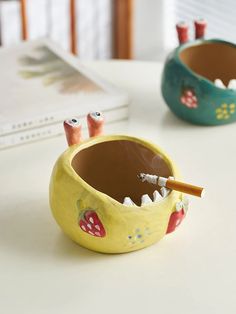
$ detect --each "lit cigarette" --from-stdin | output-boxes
[194,18,207,39]
[87,111,104,137]
[138,173,205,198]
[63,117,82,146]
[176,21,189,44]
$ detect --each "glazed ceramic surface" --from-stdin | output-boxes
[49,135,187,254]
[161,39,236,125]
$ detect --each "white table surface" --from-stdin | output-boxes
[1,61,236,314]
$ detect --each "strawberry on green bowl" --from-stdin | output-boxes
[161,39,236,125]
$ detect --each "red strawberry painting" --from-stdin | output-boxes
[166,208,185,234]
[166,197,189,234]
[180,89,198,108]
[79,210,106,237]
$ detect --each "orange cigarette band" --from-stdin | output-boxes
[87,111,104,137]
[64,117,82,146]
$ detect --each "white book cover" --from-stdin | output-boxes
[0,38,129,136]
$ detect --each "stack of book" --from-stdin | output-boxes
[0,39,129,149]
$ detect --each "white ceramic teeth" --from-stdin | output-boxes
[123,197,136,206]
[141,194,152,206]
[214,79,226,89]
[153,190,163,202]
[160,187,170,198]
[228,79,236,90]
[214,79,236,90]
[123,181,173,206]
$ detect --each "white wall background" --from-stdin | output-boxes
[133,0,165,60]
[1,0,236,61]
[133,0,236,61]
[0,0,112,59]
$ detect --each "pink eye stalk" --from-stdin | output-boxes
[194,18,207,39]
[63,117,82,146]
[87,111,104,137]
[176,21,189,44]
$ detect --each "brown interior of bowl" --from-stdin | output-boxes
[72,140,172,206]
[179,42,236,86]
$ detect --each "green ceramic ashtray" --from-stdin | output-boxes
[161,29,236,125]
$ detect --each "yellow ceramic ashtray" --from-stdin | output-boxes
[49,112,204,253]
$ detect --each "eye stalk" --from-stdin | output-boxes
[90,111,102,121]
[65,118,81,127]
[87,111,104,137]
[194,18,207,39]
[63,111,105,146]
[64,117,82,146]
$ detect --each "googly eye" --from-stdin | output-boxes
[89,111,103,121]
[65,117,81,127]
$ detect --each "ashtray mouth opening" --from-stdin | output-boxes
[179,40,236,87]
[71,138,173,206]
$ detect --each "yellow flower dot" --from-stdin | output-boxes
[224,114,230,119]
[230,109,235,114]
[229,103,235,109]
[216,114,223,119]
[216,108,222,113]
[222,109,228,115]
[222,104,228,109]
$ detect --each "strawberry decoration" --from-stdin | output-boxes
[79,210,106,237]
[166,197,189,234]
[180,89,198,108]
[166,209,185,234]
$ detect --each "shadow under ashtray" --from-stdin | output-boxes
[53,233,113,261]
[0,197,112,262]
[160,110,204,130]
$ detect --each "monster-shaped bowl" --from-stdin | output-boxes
[49,135,187,254]
[161,39,236,125]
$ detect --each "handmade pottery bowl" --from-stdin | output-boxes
[49,134,188,254]
[161,39,236,125]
